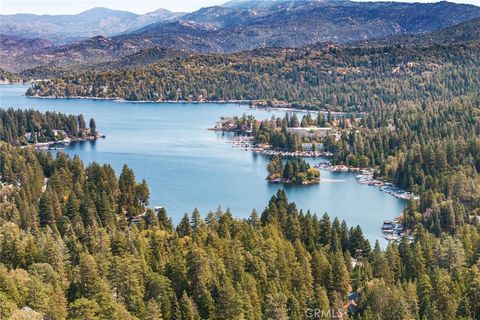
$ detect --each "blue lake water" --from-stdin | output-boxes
[0,84,406,244]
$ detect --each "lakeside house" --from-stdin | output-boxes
[286,126,332,138]
[301,142,325,151]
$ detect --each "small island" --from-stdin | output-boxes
[267,156,320,184]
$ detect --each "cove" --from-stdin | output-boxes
[0,84,406,244]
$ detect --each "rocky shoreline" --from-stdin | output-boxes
[224,133,419,201]
[27,93,363,114]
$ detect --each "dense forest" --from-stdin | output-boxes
[0,108,97,146]
[0,148,477,316]
[2,19,480,320]
[1,137,480,319]
[266,156,320,184]
[325,93,480,233]
[26,43,480,112]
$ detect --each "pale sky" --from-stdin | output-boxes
[0,0,479,15]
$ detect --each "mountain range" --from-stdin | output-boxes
[0,7,183,44]
[1,0,480,72]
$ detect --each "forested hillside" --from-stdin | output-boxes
[27,43,480,112]
[332,93,479,231]
[1,5,480,319]
[1,138,480,319]
[2,1,480,72]
[358,17,480,47]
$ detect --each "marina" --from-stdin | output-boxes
[380,217,414,243]
[357,172,420,201]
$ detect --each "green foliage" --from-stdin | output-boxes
[267,156,320,184]
[3,38,480,318]
[0,138,479,318]
[27,43,480,113]
[0,108,95,146]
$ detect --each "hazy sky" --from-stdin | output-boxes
[1,0,479,15]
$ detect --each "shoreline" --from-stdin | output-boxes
[21,134,104,151]
[26,94,252,105]
[25,93,361,114]
[0,80,32,85]
[315,163,419,201]
[267,177,320,185]
[225,135,418,201]
[249,105,368,116]
[226,135,333,157]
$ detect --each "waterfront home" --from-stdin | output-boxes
[286,126,332,138]
[302,142,325,151]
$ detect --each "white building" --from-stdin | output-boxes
[301,143,325,151]
[286,127,332,138]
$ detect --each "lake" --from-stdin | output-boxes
[0,84,406,244]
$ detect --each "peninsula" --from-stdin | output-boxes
[0,108,102,150]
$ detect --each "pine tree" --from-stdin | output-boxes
[39,191,55,228]
[177,213,192,237]
[89,118,97,136]
[179,291,200,320]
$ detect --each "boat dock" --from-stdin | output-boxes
[381,217,413,243]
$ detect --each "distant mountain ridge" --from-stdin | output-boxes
[1,0,480,72]
[354,17,480,47]
[123,9,185,34]
[0,7,184,44]
[68,1,480,51]
[15,16,480,80]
